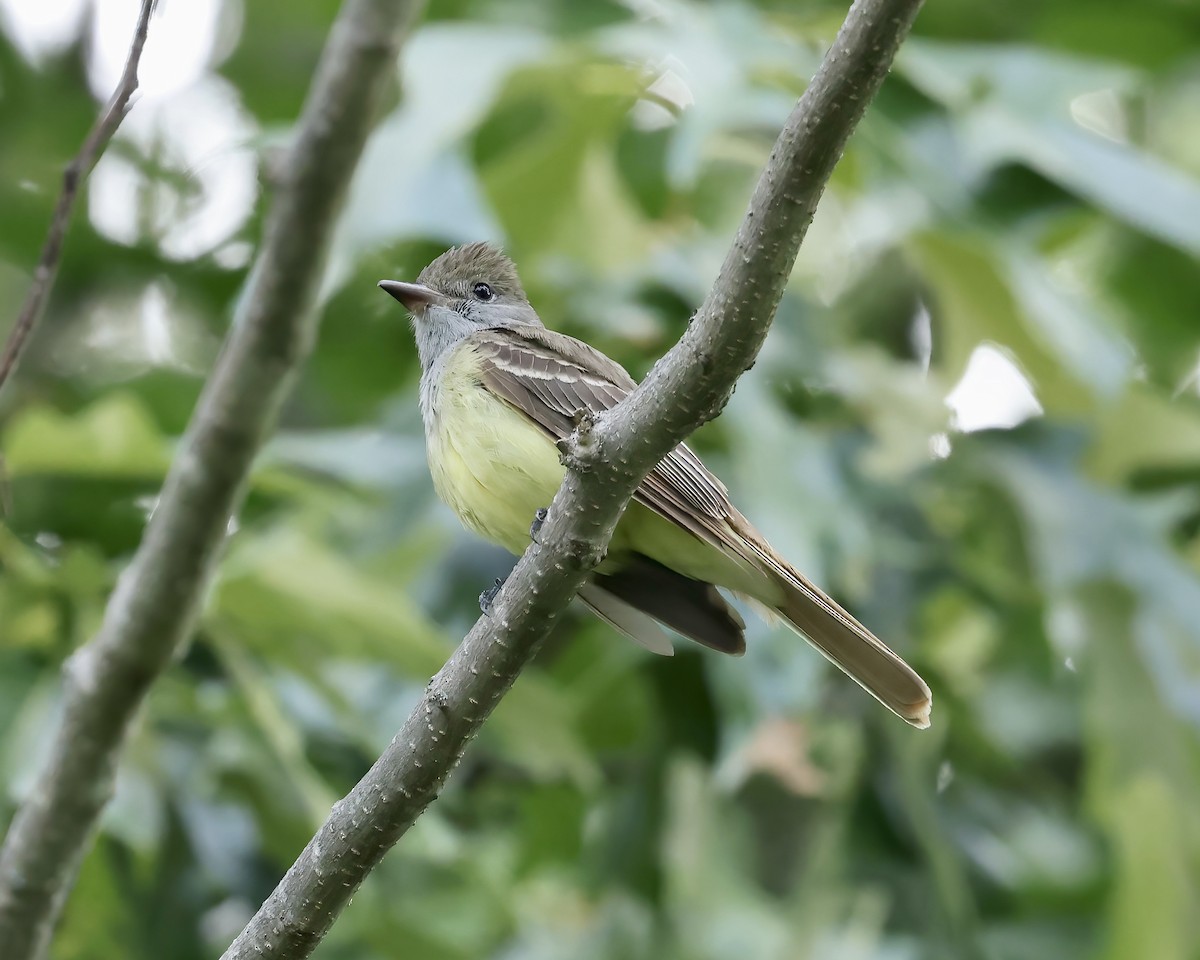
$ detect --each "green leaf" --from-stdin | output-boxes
[968,106,1200,256]
[1076,587,1200,960]
[1001,251,1133,399]
[213,525,450,675]
[914,232,1092,412]
[323,24,550,296]
[2,393,169,478]
[899,42,1200,255]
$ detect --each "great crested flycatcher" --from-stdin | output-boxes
[379,242,932,728]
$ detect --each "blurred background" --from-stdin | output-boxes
[2,0,1200,957]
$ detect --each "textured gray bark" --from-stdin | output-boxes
[221,0,927,957]
[0,2,424,958]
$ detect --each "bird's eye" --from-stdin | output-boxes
[472,282,495,302]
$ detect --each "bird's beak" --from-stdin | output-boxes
[377,280,444,314]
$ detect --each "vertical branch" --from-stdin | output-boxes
[0,2,426,958]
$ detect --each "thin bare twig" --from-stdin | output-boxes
[0,0,156,395]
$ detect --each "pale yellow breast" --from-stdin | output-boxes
[425,340,567,555]
[424,339,772,601]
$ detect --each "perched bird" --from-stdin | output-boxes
[379,243,932,728]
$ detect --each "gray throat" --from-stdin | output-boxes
[413,305,479,429]
[412,300,545,429]
[413,306,478,374]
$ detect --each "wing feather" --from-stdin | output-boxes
[473,326,732,536]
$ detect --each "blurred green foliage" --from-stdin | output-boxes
[2,0,1200,958]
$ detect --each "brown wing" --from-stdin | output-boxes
[472,326,932,724]
[472,325,732,542]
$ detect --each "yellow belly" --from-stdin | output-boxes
[426,342,567,555]
[425,339,769,598]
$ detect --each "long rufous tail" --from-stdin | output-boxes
[751,543,931,728]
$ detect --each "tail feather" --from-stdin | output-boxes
[579,522,931,727]
[590,556,746,655]
[747,541,932,728]
[578,582,675,656]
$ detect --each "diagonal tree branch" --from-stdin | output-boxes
[0,1,156,397]
[0,1,425,957]
[221,0,926,957]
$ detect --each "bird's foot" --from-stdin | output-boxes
[479,577,504,616]
[530,507,549,544]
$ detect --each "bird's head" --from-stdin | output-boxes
[379,242,539,329]
[379,242,541,370]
